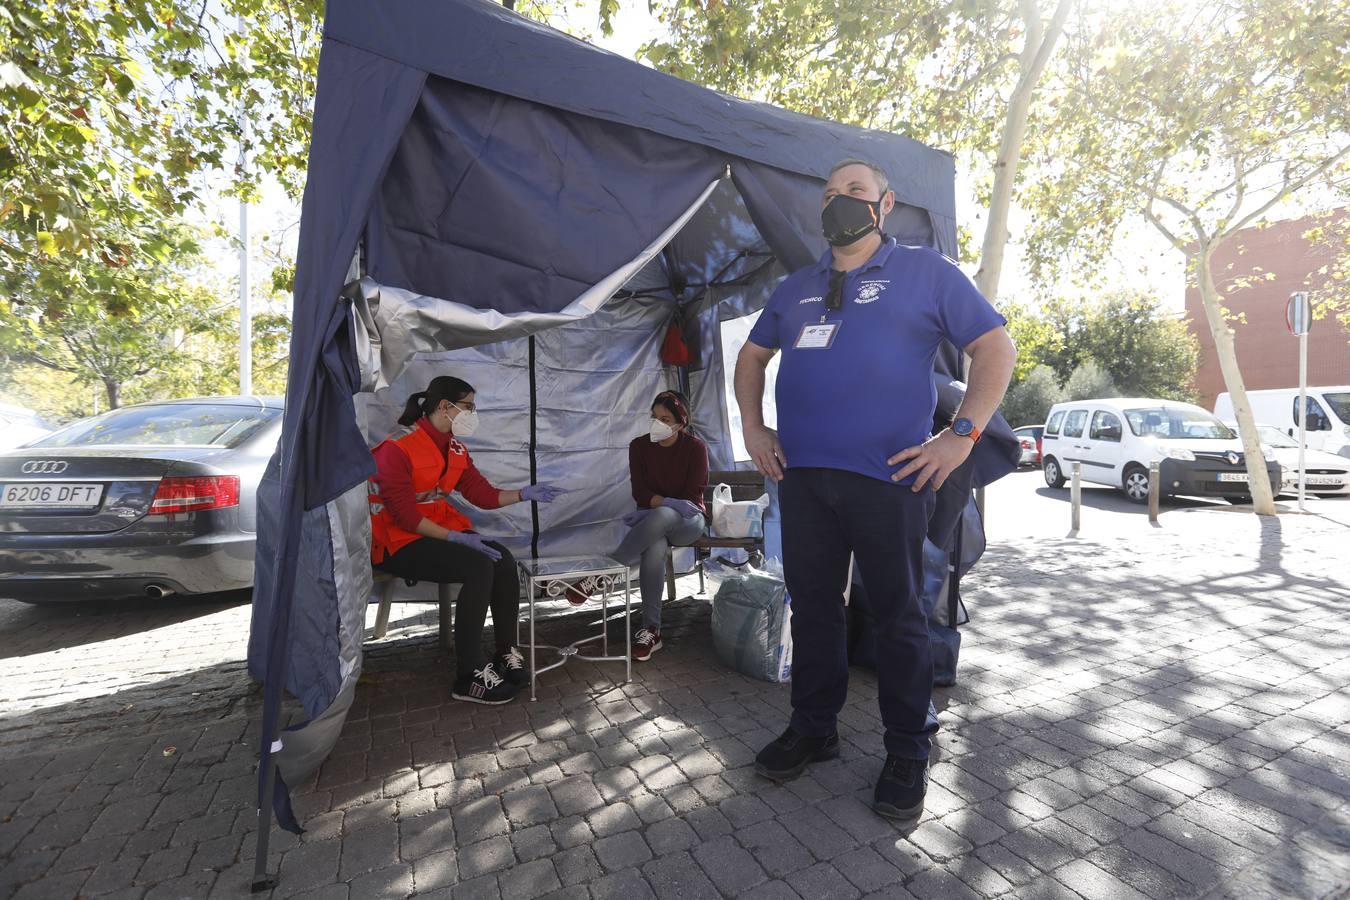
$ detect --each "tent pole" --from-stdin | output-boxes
[250,731,280,891]
[528,334,540,559]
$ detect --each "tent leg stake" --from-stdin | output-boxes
[250,739,280,892]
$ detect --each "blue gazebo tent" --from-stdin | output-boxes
[245,0,1014,886]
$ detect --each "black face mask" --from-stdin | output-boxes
[821,194,882,247]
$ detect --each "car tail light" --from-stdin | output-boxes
[149,476,241,514]
[1021,438,1034,449]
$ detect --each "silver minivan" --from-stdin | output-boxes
[1041,398,1282,504]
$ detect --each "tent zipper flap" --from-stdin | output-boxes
[528,334,540,560]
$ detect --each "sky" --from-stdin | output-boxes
[201,0,1193,322]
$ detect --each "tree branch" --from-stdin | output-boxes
[1142,165,1188,251]
[1143,199,1188,252]
[1024,0,1073,86]
[1224,145,1245,226]
[1225,143,1350,237]
[17,350,77,374]
[938,52,1020,97]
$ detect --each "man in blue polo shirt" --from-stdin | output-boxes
[734,159,1015,821]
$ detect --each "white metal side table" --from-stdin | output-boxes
[518,555,632,701]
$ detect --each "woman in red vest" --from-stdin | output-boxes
[369,375,566,705]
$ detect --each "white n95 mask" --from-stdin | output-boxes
[452,408,480,438]
[649,418,676,442]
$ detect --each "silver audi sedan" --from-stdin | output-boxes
[0,397,282,603]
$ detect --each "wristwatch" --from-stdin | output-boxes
[951,417,982,444]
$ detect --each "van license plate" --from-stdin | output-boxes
[1217,473,1249,482]
[0,483,105,509]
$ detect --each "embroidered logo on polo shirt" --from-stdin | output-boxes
[855,280,888,304]
[798,296,824,305]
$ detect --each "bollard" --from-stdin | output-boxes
[1070,462,1082,534]
[1148,461,1161,524]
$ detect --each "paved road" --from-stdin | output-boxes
[2,480,1349,899]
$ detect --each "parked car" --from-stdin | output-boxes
[1041,398,1281,504]
[0,397,282,603]
[1214,385,1350,458]
[0,403,53,450]
[1013,425,1043,467]
[1223,422,1350,497]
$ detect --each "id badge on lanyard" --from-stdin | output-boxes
[794,321,840,350]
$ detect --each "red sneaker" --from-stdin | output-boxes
[632,628,662,662]
[564,576,596,606]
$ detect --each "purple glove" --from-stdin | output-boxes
[521,483,568,503]
[445,531,502,561]
[661,498,703,519]
[622,509,653,527]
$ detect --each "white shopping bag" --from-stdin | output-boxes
[710,483,770,539]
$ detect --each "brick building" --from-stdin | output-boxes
[1185,212,1349,409]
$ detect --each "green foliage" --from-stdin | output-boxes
[1063,359,1117,401]
[1043,292,1199,400]
[1001,364,1063,426]
[1303,211,1350,336]
[0,0,321,348]
[1003,299,1065,383]
[0,225,289,410]
[1025,0,1350,284]
[1005,291,1198,402]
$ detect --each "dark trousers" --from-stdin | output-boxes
[377,536,520,681]
[781,468,936,759]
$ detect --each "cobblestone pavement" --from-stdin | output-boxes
[2,505,1349,899]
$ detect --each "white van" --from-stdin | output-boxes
[1213,386,1350,458]
[1041,398,1281,504]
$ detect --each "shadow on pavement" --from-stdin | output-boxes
[2,540,1347,899]
[0,590,251,661]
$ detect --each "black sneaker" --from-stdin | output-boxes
[493,646,529,688]
[754,727,840,781]
[873,754,928,821]
[450,663,517,705]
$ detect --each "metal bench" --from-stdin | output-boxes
[665,469,766,602]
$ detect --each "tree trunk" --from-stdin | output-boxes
[973,0,1072,303]
[103,378,121,410]
[1195,244,1277,515]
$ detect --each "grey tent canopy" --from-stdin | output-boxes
[245,0,992,873]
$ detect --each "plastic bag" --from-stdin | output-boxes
[710,483,770,539]
[710,557,792,683]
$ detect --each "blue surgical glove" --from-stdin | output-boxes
[661,498,703,519]
[444,531,502,561]
[622,509,653,527]
[521,483,568,503]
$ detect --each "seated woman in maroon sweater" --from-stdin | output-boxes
[571,390,709,662]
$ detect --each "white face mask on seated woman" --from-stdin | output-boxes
[649,418,676,442]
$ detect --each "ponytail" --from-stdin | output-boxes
[398,376,475,427]
[398,392,428,427]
